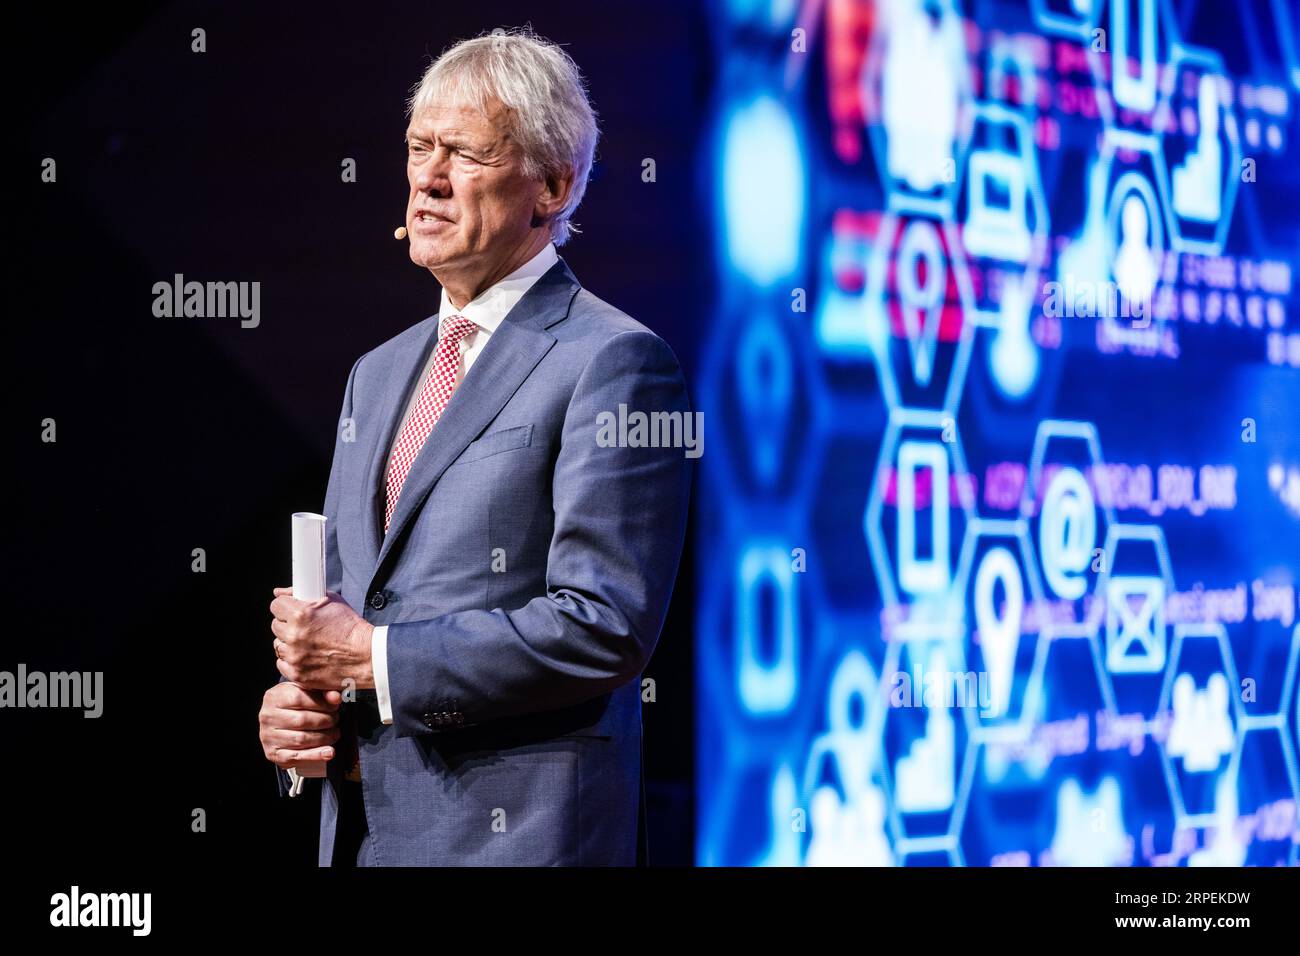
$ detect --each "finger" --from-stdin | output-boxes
[273,681,314,707]
[292,688,344,709]
[270,620,285,642]
[271,727,341,750]
[273,709,341,731]
[272,699,341,723]
[273,587,292,597]
[277,683,341,711]
[277,746,336,767]
[269,595,297,621]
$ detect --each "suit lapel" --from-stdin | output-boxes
[358,316,440,566]
[367,257,582,583]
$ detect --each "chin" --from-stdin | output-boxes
[409,240,450,269]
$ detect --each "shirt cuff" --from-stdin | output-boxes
[372,624,394,724]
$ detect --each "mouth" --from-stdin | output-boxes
[413,209,453,225]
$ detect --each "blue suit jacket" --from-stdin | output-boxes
[276,256,693,866]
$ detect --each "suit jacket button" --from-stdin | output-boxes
[369,590,387,610]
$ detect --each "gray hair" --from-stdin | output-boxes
[406,27,600,246]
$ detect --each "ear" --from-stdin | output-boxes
[533,167,576,224]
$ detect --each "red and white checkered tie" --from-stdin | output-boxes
[383,315,478,532]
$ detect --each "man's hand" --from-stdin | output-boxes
[258,682,342,770]
[269,588,375,691]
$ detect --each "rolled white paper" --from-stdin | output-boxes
[291,512,327,602]
[287,512,328,790]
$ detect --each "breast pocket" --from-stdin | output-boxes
[450,424,534,467]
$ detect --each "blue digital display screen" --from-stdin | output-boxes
[697,0,1300,866]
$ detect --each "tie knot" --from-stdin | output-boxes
[441,315,478,345]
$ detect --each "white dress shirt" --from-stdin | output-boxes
[371,240,559,724]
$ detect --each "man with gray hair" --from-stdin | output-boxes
[257,27,693,866]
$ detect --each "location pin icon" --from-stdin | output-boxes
[736,313,793,488]
[895,219,947,387]
[973,545,1023,718]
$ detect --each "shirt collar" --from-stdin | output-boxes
[437,242,559,337]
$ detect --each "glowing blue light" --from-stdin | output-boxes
[697,0,1300,868]
[720,95,805,287]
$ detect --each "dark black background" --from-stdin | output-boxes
[10,0,709,869]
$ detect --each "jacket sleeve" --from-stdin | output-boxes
[274,353,364,797]
[384,329,694,737]
[324,355,364,597]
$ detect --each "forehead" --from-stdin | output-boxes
[406,98,510,143]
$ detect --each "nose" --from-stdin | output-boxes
[412,148,451,198]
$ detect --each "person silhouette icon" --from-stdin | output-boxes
[1173,74,1223,222]
[1114,193,1157,309]
[882,0,958,193]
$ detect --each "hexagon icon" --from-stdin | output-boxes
[1101,133,1178,340]
[952,518,1049,739]
[863,210,977,415]
[734,540,802,717]
[1156,622,1244,824]
[696,303,828,501]
[880,635,973,842]
[695,516,812,734]
[1052,131,1179,350]
[1097,523,1176,718]
[733,310,811,492]
[1020,420,1116,640]
[798,649,897,866]
[959,101,1051,402]
[864,408,977,642]
[1086,0,1179,142]
[1154,43,1243,255]
[960,103,1050,269]
[861,0,975,217]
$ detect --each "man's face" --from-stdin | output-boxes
[404,99,542,274]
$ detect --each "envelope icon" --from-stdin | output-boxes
[1105,577,1166,674]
